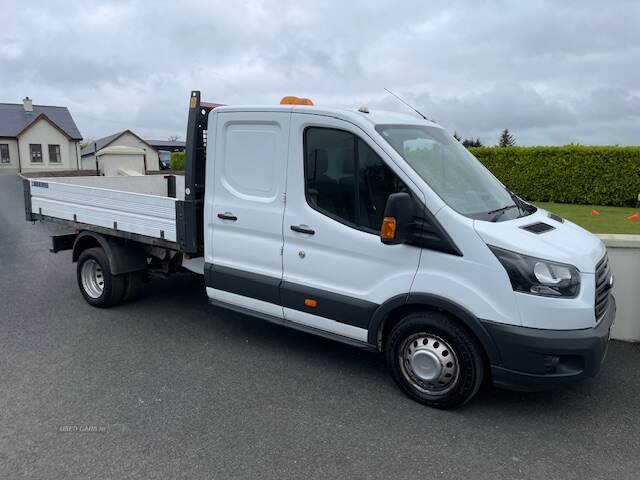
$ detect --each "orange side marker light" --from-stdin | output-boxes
[304,298,318,308]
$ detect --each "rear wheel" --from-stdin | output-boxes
[77,247,126,308]
[385,311,484,409]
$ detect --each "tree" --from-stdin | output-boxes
[463,138,482,148]
[453,131,483,147]
[168,135,181,141]
[80,137,95,150]
[498,129,516,147]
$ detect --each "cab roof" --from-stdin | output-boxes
[213,104,441,129]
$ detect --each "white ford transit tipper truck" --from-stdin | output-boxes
[24,91,615,408]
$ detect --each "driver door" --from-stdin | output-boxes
[281,114,422,341]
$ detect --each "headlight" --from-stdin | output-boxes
[489,246,580,297]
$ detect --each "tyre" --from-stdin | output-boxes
[385,311,485,409]
[123,270,145,302]
[76,247,126,308]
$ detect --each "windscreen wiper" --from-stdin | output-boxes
[507,190,533,217]
[487,204,518,222]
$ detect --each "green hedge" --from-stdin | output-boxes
[170,151,185,171]
[169,146,639,206]
[469,146,640,207]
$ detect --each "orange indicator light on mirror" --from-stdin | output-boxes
[380,217,397,241]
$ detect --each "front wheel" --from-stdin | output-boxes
[385,311,485,409]
[77,247,126,308]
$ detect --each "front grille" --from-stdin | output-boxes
[595,253,611,321]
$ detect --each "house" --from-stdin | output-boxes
[0,97,83,173]
[80,131,185,173]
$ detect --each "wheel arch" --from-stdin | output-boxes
[369,293,500,365]
[72,231,147,275]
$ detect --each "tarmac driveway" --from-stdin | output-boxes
[0,174,639,479]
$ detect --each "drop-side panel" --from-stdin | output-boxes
[29,178,178,241]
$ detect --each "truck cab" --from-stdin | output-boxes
[198,96,615,408]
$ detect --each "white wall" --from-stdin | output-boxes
[81,132,159,172]
[81,154,96,171]
[599,235,640,342]
[82,152,99,169]
[115,133,159,170]
[0,138,20,173]
[74,142,81,170]
[18,118,80,172]
[98,153,146,176]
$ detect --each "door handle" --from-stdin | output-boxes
[217,212,238,221]
[290,224,315,235]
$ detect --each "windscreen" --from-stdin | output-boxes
[376,124,521,220]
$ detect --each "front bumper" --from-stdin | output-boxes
[481,295,616,391]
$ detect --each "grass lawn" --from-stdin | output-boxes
[535,202,640,234]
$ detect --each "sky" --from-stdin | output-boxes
[2,0,639,146]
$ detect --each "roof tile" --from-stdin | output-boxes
[0,103,82,140]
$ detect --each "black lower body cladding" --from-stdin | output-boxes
[204,263,377,329]
[483,295,616,391]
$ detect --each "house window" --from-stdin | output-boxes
[30,144,43,163]
[0,144,9,164]
[48,144,61,163]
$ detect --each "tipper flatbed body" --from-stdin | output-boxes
[25,174,184,249]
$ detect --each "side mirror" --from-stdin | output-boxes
[380,192,414,245]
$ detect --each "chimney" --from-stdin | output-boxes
[23,97,33,113]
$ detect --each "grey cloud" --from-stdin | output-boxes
[577,88,640,121]
[1,0,638,145]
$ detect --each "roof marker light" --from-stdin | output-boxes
[280,96,314,106]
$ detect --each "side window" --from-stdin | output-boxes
[305,128,356,224]
[304,127,406,232]
[356,138,407,231]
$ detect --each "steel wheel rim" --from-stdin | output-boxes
[81,259,104,299]
[399,333,460,395]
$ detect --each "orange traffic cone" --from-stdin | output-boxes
[627,213,640,220]
[591,209,600,216]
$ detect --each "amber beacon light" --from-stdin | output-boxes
[280,96,314,106]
